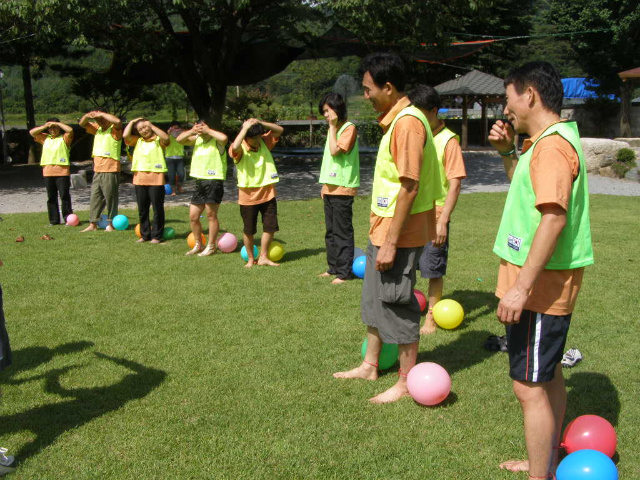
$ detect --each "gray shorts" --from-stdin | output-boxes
[419,222,449,279]
[361,241,423,344]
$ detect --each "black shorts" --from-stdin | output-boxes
[419,222,449,279]
[240,197,279,235]
[191,179,224,205]
[506,309,571,383]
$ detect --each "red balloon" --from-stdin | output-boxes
[414,289,427,312]
[562,415,617,458]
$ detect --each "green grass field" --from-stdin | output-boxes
[0,193,638,479]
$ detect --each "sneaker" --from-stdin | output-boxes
[0,448,14,467]
[561,348,583,368]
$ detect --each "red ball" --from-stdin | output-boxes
[562,415,617,458]
[414,289,427,312]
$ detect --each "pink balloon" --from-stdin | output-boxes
[562,415,617,458]
[414,289,427,312]
[407,362,451,406]
[66,214,79,226]
[217,232,238,253]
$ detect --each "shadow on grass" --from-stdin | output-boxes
[417,330,496,377]
[0,344,167,463]
[282,247,325,262]
[447,289,498,328]
[565,371,620,427]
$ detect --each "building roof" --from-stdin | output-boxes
[434,70,505,96]
[619,67,640,80]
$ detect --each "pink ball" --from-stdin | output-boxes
[217,232,238,253]
[407,362,451,406]
[414,289,427,312]
[66,214,80,226]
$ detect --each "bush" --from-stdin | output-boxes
[611,161,634,178]
[616,148,637,164]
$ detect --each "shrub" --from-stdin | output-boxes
[611,161,634,178]
[616,148,637,165]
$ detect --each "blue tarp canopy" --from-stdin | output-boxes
[562,78,616,100]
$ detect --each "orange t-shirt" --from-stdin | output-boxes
[229,131,279,206]
[369,97,435,248]
[126,135,167,186]
[85,122,123,173]
[35,131,73,177]
[322,123,358,197]
[432,123,466,221]
[496,127,584,315]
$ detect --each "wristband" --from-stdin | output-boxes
[499,148,516,156]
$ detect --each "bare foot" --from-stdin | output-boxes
[331,278,347,285]
[170,192,177,196]
[81,224,97,232]
[369,383,411,404]
[186,244,204,256]
[150,239,162,244]
[499,460,529,472]
[318,272,332,278]
[105,225,115,232]
[136,238,146,243]
[257,256,280,267]
[420,314,437,335]
[198,245,217,256]
[244,259,256,268]
[333,363,378,380]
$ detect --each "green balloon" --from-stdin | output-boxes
[361,338,399,370]
[163,227,176,240]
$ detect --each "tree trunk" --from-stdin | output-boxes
[619,81,632,138]
[21,51,35,130]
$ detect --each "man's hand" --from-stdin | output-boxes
[375,242,397,272]
[497,284,529,325]
[488,120,516,154]
[325,107,338,127]
[433,219,448,247]
[242,118,259,131]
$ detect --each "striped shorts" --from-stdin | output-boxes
[506,310,571,383]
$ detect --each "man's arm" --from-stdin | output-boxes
[123,118,140,143]
[149,123,170,146]
[375,177,419,272]
[95,112,122,129]
[29,123,50,138]
[230,119,256,161]
[488,120,518,181]
[433,177,461,246]
[496,203,567,325]
[175,127,198,146]
[259,120,284,139]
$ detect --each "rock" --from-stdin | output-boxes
[614,138,640,147]
[598,166,617,178]
[625,166,640,182]
[581,138,630,173]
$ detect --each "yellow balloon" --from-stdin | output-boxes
[267,240,285,262]
[433,299,464,329]
[135,224,141,238]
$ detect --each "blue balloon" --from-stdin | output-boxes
[112,214,129,231]
[557,449,618,480]
[164,184,173,195]
[352,255,366,279]
[97,214,109,229]
[240,245,259,262]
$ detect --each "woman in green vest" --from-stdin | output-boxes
[29,118,75,225]
[124,118,170,243]
[317,93,360,284]
[166,122,186,194]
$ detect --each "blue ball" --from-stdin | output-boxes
[97,214,109,229]
[557,449,618,480]
[352,255,366,279]
[164,184,173,195]
[240,245,259,262]
[112,214,129,231]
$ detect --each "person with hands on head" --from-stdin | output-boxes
[177,121,228,256]
[229,118,284,268]
[408,85,467,334]
[488,61,594,480]
[29,118,75,226]
[332,53,443,404]
[78,110,123,232]
[317,92,360,284]
[165,122,186,195]
[124,118,170,244]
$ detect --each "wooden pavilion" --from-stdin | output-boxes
[618,67,640,137]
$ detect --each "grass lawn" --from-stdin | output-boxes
[0,193,638,479]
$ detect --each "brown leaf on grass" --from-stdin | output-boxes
[15,236,24,242]
[40,235,54,240]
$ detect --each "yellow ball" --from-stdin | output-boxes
[433,299,464,329]
[187,232,207,249]
[267,240,285,262]
[135,224,141,238]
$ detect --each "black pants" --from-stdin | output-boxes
[323,194,354,280]
[0,285,12,372]
[135,185,165,241]
[45,176,72,225]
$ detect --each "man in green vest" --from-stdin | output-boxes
[333,53,442,404]
[408,85,467,335]
[488,61,594,479]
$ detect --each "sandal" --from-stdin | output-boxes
[484,335,508,352]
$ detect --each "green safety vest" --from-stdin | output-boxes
[190,136,227,180]
[493,121,594,269]
[318,122,360,187]
[41,135,70,166]
[131,137,167,173]
[432,127,459,207]
[165,136,184,158]
[371,105,443,217]
[235,138,279,188]
[92,125,121,160]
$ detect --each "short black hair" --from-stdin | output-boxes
[318,92,347,122]
[359,52,406,92]
[504,61,564,115]
[246,123,266,138]
[46,117,60,123]
[407,85,441,111]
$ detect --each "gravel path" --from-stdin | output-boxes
[1,150,638,215]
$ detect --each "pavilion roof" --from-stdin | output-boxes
[434,69,505,96]
[619,67,640,80]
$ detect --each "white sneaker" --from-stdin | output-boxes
[561,348,583,368]
[0,448,14,467]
